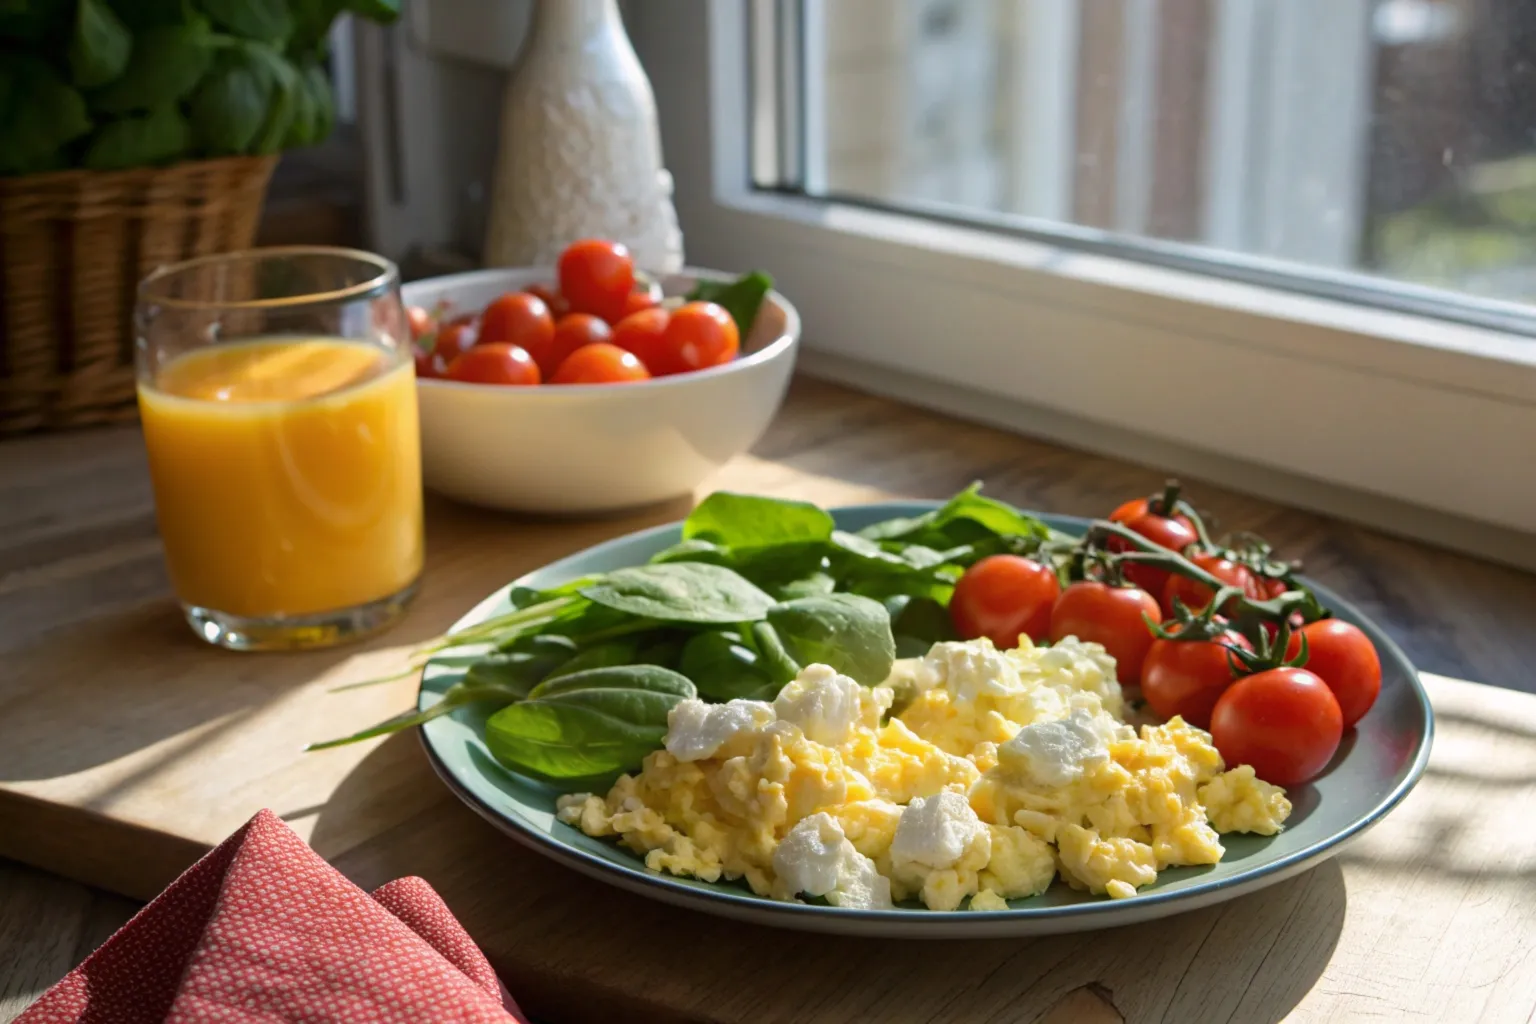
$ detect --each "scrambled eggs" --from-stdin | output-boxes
[556,636,1291,910]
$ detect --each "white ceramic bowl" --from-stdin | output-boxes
[401,266,800,514]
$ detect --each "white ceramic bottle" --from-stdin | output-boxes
[483,0,684,273]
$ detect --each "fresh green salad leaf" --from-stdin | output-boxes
[89,19,212,113]
[306,679,526,751]
[682,491,834,551]
[858,482,1052,550]
[678,630,776,701]
[885,594,955,658]
[68,0,131,88]
[580,562,776,625]
[770,571,837,601]
[484,666,695,784]
[766,593,896,686]
[544,640,644,680]
[685,271,773,338]
[83,103,189,168]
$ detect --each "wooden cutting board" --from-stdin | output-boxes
[8,377,1536,1023]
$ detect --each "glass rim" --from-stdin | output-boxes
[137,245,400,311]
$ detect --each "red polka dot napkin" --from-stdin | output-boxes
[18,809,528,1023]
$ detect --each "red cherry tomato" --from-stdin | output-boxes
[664,301,739,373]
[550,342,651,384]
[1140,627,1249,729]
[1210,667,1343,786]
[445,343,541,385]
[1283,619,1382,728]
[432,319,478,364]
[524,313,612,379]
[1048,581,1161,685]
[478,292,555,358]
[405,305,433,342]
[1108,495,1199,595]
[610,307,674,374]
[558,239,636,323]
[1161,553,1259,618]
[950,555,1061,648]
[524,283,569,319]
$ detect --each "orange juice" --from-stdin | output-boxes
[138,338,424,619]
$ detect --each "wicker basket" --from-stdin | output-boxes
[0,155,278,436]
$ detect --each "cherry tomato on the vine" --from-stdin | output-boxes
[527,313,611,379]
[478,292,555,356]
[1284,619,1381,728]
[1210,667,1343,786]
[446,343,541,385]
[1049,581,1161,684]
[1161,553,1259,618]
[1109,495,1199,595]
[558,239,636,323]
[950,555,1060,648]
[550,342,651,384]
[1140,627,1249,729]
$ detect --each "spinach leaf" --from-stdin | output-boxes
[678,630,777,700]
[770,571,836,601]
[885,594,955,659]
[485,665,695,783]
[580,562,775,625]
[90,20,213,113]
[306,678,525,751]
[83,104,190,168]
[460,642,577,700]
[858,483,1050,549]
[685,270,773,338]
[0,58,91,175]
[649,538,730,566]
[200,0,291,44]
[766,593,896,686]
[683,491,834,551]
[188,49,268,153]
[68,0,131,88]
[544,640,642,680]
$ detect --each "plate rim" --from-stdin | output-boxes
[417,502,1434,933]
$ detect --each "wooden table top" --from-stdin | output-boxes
[4,376,1536,1024]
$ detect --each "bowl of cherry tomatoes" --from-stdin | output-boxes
[401,239,800,514]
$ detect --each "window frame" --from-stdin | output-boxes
[626,0,1536,552]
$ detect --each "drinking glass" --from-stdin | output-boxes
[135,247,424,650]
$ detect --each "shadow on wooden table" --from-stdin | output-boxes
[316,738,1348,1024]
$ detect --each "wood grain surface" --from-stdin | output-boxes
[3,377,1536,1023]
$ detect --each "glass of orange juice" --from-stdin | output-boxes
[135,247,424,650]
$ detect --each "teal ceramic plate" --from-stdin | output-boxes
[418,504,1433,937]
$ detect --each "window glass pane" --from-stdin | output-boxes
[797,0,1536,310]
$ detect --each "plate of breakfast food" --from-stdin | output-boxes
[317,485,1431,937]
